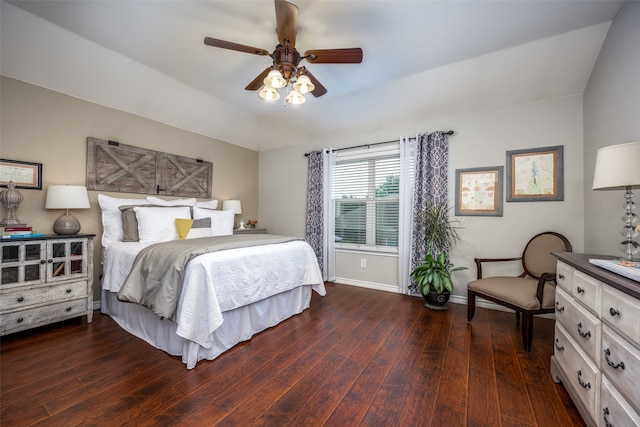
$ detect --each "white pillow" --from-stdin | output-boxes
[196,199,219,210]
[146,196,196,206]
[193,207,234,236]
[134,206,192,243]
[98,194,149,246]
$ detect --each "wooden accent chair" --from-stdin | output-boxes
[467,232,572,351]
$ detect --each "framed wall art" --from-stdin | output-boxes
[506,145,563,202]
[455,166,503,216]
[0,159,43,190]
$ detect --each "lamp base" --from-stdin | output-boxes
[53,213,81,235]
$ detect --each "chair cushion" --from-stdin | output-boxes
[467,277,555,310]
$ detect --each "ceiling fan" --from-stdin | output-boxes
[203,0,363,103]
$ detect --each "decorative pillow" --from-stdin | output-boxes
[193,207,234,236]
[146,196,197,207]
[98,194,149,246]
[119,205,142,242]
[196,199,219,210]
[133,206,192,243]
[175,217,212,240]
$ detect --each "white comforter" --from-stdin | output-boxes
[102,239,325,348]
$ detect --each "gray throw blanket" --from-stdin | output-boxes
[117,234,300,320]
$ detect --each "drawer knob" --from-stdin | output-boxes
[577,322,591,338]
[576,286,584,294]
[577,370,591,389]
[65,307,72,312]
[17,296,24,302]
[555,302,565,312]
[604,349,625,370]
[47,259,53,263]
[603,408,613,427]
[40,259,46,264]
[66,289,72,293]
[558,273,565,280]
[609,307,620,317]
[554,338,564,352]
[17,317,24,323]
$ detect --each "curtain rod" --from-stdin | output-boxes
[304,130,454,157]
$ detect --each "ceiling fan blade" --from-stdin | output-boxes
[304,69,327,97]
[204,37,270,56]
[245,67,272,91]
[304,48,363,64]
[275,0,298,48]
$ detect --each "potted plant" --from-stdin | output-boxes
[409,200,466,310]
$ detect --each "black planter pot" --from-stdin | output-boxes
[422,289,450,311]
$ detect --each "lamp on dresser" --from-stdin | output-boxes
[45,185,90,235]
[592,141,640,261]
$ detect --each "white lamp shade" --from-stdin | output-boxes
[222,199,242,215]
[286,89,305,105]
[264,69,287,89]
[293,75,315,94]
[593,141,640,190]
[45,185,90,209]
[259,86,280,101]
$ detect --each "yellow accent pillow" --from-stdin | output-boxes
[175,218,194,240]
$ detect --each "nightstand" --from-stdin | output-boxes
[0,234,94,335]
[234,228,267,234]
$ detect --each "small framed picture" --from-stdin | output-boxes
[0,159,43,190]
[506,145,563,202]
[455,166,503,216]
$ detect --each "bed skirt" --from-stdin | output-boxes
[101,286,312,369]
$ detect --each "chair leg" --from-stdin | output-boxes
[467,289,476,321]
[521,313,534,351]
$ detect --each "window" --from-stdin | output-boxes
[332,145,401,252]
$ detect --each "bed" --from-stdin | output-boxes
[97,194,325,369]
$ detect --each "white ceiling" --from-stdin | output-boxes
[1,0,624,151]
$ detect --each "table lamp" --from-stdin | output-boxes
[592,141,640,261]
[222,199,242,229]
[45,185,91,234]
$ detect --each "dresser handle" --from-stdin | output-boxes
[576,286,584,294]
[555,302,564,312]
[17,317,24,323]
[609,307,620,317]
[47,259,53,263]
[66,289,72,293]
[604,349,625,370]
[40,259,46,264]
[65,307,72,312]
[17,296,24,302]
[602,408,613,427]
[577,370,591,389]
[554,338,564,352]
[577,322,591,338]
[558,273,565,280]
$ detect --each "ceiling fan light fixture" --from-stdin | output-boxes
[259,86,280,101]
[264,69,287,89]
[293,74,315,94]
[286,89,305,105]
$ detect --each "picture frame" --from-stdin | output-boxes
[506,145,563,202]
[0,159,43,190]
[455,166,503,216]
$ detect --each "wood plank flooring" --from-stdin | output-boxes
[1,283,585,426]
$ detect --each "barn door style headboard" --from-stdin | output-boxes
[86,137,213,198]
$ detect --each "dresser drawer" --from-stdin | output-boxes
[600,285,640,346]
[0,298,87,335]
[0,280,88,311]
[556,287,602,364]
[600,376,640,427]
[554,323,601,420]
[573,270,601,314]
[601,325,640,412]
[556,261,573,293]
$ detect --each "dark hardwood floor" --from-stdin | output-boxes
[1,283,585,426]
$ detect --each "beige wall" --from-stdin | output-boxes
[260,95,586,297]
[1,76,259,302]
[583,1,640,256]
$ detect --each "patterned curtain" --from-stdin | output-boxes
[305,149,336,281]
[409,131,450,290]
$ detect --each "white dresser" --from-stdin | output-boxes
[551,253,640,427]
[0,234,94,335]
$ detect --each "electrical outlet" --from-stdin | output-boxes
[360,259,366,268]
